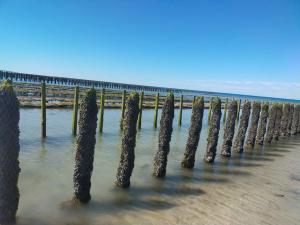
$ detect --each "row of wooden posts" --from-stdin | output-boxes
[1,80,300,223]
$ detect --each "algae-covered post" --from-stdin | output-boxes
[273,104,283,141]
[287,104,294,136]
[153,93,159,128]
[178,95,183,126]
[280,103,290,136]
[221,100,237,157]
[153,92,174,177]
[236,99,242,121]
[116,93,140,188]
[137,91,144,129]
[120,90,126,129]
[246,101,261,148]
[73,89,98,203]
[182,96,204,168]
[207,97,213,122]
[0,80,20,224]
[204,97,222,163]
[256,102,269,145]
[265,103,277,143]
[98,88,105,133]
[41,81,46,138]
[223,98,228,123]
[233,101,251,153]
[72,86,79,136]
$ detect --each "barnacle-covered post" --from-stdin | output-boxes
[116,93,139,188]
[137,91,144,129]
[153,93,159,128]
[72,86,79,136]
[41,81,46,138]
[236,99,242,121]
[98,89,105,133]
[265,103,277,143]
[207,97,213,122]
[287,104,294,136]
[280,103,290,136]
[73,89,98,203]
[223,98,228,123]
[221,100,237,157]
[291,105,300,135]
[246,101,261,148]
[204,97,222,163]
[273,103,283,140]
[233,101,251,153]
[256,102,269,145]
[178,95,183,126]
[120,90,126,129]
[182,96,204,168]
[153,93,174,177]
[0,80,20,224]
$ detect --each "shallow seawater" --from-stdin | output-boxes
[17,108,300,225]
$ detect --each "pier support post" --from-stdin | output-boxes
[153,93,174,177]
[208,97,213,122]
[221,100,238,157]
[291,105,300,135]
[73,89,98,203]
[256,102,269,145]
[204,97,222,163]
[246,102,261,148]
[41,82,46,138]
[280,103,290,136]
[116,93,139,188]
[265,103,277,143]
[181,96,204,168]
[120,90,126,129]
[178,95,183,126]
[154,93,159,128]
[273,104,283,141]
[236,99,241,121]
[98,89,105,133]
[0,80,20,224]
[233,101,251,153]
[223,98,228,123]
[72,86,79,136]
[137,91,144,129]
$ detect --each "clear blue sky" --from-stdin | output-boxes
[0,0,299,99]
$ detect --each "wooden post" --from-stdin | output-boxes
[236,99,241,121]
[72,86,79,136]
[120,90,126,129]
[137,91,144,129]
[41,82,46,138]
[154,93,159,128]
[223,98,228,123]
[98,88,105,133]
[178,95,183,126]
[192,96,196,108]
[208,97,213,122]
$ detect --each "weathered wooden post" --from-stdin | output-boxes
[0,80,20,224]
[246,101,261,148]
[182,96,204,168]
[98,89,105,133]
[116,93,139,188]
[287,104,294,136]
[204,97,222,163]
[153,93,159,128]
[153,92,174,177]
[280,103,290,136]
[273,103,283,140]
[73,89,98,203]
[72,86,79,136]
[233,101,251,153]
[41,81,46,138]
[223,98,228,123]
[256,102,269,145]
[137,91,144,129]
[221,100,237,157]
[120,90,126,129]
[291,105,300,135]
[265,103,277,143]
[207,97,213,122]
[178,95,183,126]
[236,99,241,121]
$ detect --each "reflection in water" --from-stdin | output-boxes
[17,108,300,225]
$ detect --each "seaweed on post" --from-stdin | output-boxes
[0,80,20,224]
[73,89,98,204]
[256,102,269,145]
[204,97,222,163]
[116,92,139,188]
[181,96,204,168]
[233,101,251,153]
[246,101,261,148]
[280,103,290,136]
[221,100,237,157]
[265,103,277,143]
[153,93,174,177]
[273,104,283,141]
